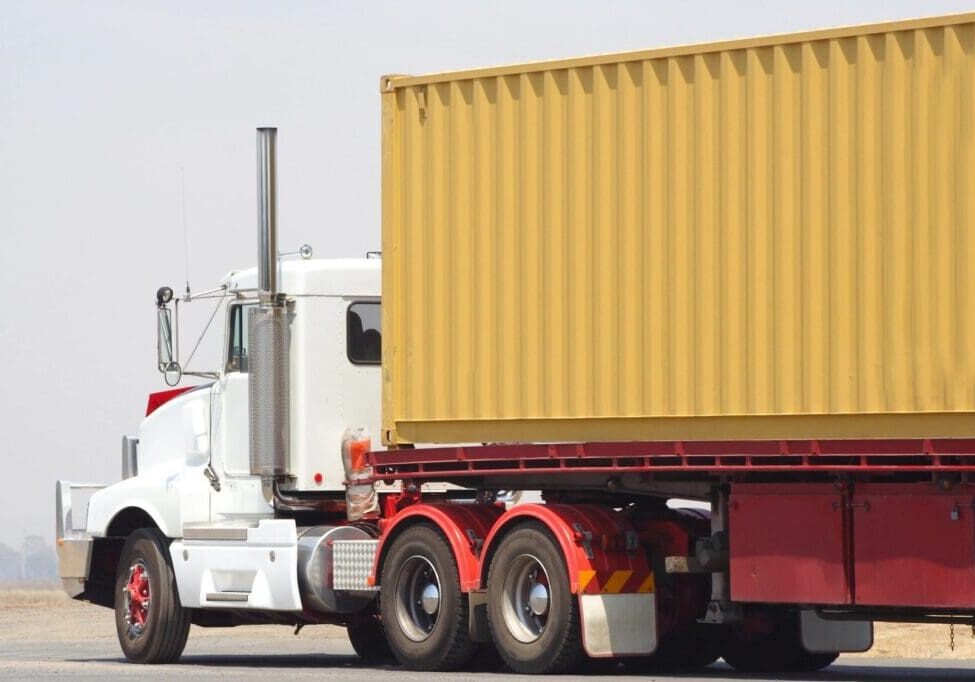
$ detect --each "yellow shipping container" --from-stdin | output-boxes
[381,13,975,446]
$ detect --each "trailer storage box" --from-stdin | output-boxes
[380,13,975,446]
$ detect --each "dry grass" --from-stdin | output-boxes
[864,621,975,659]
[0,589,71,608]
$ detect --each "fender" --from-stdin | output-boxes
[478,504,653,594]
[372,503,503,591]
[87,482,179,538]
[86,457,211,539]
[480,504,658,658]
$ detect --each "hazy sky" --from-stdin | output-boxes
[1,0,971,549]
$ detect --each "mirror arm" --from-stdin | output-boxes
[182,371,220,380]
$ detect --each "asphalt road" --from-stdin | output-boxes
[2,599,975,680]
[6,645,975,682]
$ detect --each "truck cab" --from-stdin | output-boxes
[57,256,383,601]
[213,257,382,502]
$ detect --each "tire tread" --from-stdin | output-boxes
[486,522,584,675]
[379,524,477,671]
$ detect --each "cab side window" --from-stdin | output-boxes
[227,304,254,373]
[347,302,381,365]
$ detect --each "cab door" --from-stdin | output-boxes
[209,302,271,521]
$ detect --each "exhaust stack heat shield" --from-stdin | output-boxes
[248,306,290,479]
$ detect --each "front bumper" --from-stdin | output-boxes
[55,480,106,598]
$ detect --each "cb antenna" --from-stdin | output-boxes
[179,167,191,299]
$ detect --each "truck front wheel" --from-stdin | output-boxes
[486,523,583,674]
[113,528,191,663]
[379,524,477,670]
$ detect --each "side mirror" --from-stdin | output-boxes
[157,306,182,386]
[157,307,174,369]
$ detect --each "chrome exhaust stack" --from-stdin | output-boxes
[256,128,279,304]
[249,127,290,482]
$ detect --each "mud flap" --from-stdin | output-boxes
[579,593,657,657]
[800,609,873,653]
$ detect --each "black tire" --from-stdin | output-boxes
[722,637,793,673]
[467,643,505,672]
[486,523,584,674]
[379,524,477,671]
[631,624,722,671]
[347,608,395,662]
[722,622,801,673]
[793,650,840,671]
[722,611,837,673]
[114,528,191,664]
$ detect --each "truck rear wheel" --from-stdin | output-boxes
[793,650,840,671]
[113,528,191,663]
[379,524,477,670]
[486,523,583,674]
[630,624,722,671]
[722,610,838,673]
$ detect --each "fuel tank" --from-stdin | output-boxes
[297,525,375,614]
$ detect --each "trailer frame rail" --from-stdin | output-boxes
[367,439,975,483]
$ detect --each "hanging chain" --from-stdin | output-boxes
[950,623,955,651]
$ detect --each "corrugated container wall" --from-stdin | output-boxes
[381,13,975,446]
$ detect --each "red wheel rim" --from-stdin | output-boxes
[123,560,151,635]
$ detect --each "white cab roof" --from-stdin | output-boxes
[221,258,380,298]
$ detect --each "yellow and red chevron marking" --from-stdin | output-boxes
[578,569,655,595]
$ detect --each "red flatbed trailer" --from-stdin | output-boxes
[357,439,975,672]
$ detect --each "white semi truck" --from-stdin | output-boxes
[60,15,975,673]
[54,127,867,675]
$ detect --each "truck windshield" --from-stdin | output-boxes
[347,302,381,365]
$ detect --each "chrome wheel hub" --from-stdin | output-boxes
[528,582,549,616]
[122,559,151,637]
[394,555,442,642]
[501,554,552,643]
[421,582,440,615]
